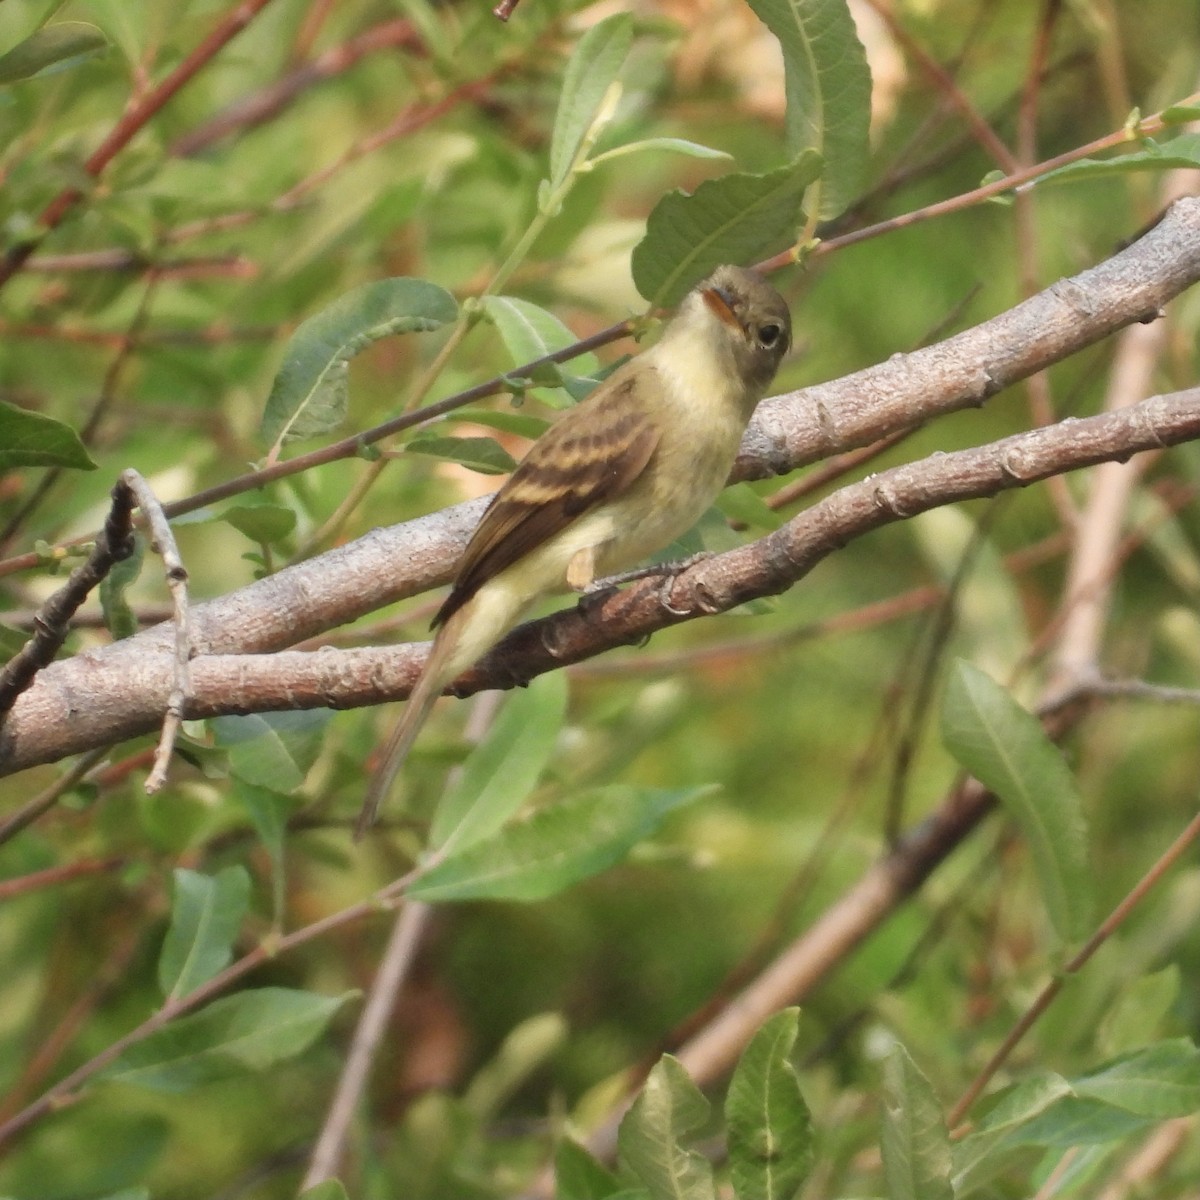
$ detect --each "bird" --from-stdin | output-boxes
[356,264,792,837]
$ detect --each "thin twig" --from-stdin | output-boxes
[166,77,503,247]
[300,901,433,1186]
[0,319,633,581]
[302,691,500,1185]
[864,0,1018,172]
[0,0,282,290]
[118,471,193,793]
[0,481,136,720]
[947,806,1200,1127]
[764,91,1200,267]
[0,857,126,901]
[0,848,431,1150]
[171,18,423,157]
[0,911,147,1122]
[0,747,109,846]
[1081,678,1200,704]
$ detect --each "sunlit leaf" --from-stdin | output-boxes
[555,1138,622,1200]
[212,710,332,792]
[548,14,633,187]
[952,1074,1073,1194]
[454,407,550,440]
[1160,104,1200,123]
[881,1043,953,1200]
[482,294,600,404]
[1099,965,1181,1057]
[103,989,355,1093]
[618,1056,716,1200]
[587,138,733,169]
[1073,1039,1200,1117]
[715,484,783,532]
[220,504,297,547]
[1036,134,1200,185]
[746,0,871,219]
[99,533,145,642]
[726,1008,814,1200]
[431,670,569,853]
[260,277,457,457]
[233,782,293,927]
[410,785,708,903]
[632,154,822,307]
[299,1182,349,1200]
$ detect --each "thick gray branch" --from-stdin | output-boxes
[3,385,1198,774]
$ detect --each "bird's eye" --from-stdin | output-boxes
[757,323,782,348]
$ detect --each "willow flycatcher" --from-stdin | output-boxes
[356,265,791,836]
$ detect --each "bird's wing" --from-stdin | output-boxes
[433,369,661,628]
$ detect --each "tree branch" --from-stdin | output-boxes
[2,384,1198,776]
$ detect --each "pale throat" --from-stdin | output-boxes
[651,301,745,422]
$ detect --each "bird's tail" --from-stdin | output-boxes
[354,611,468,840]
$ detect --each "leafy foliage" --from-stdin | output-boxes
[941,660,1093,944]
[1,0,1200,1196]
[0,400,97,470]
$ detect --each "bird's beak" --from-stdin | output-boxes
[701,285,741,331]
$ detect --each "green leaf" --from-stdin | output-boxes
[619,1056,715,1200]
[233,782,293,927]
[409,785,708,903]
[299,1183,349,1200]
[941,661,1093,944]
[746,0,871,220]
[99,532,145,642]
[0,400,97,470]
[1036,134,1200,185]
[1004,1097,1154,1147]
[463,1012,567,1119]
[0,622,27,663]
[431,671,569,854]
[549,13,634,187]
[405,434,518,475]
[725,1008,814,1200]
[220,504,297,547]
[632,155,822,307]
[1072,1039,1200,1118]
[454,407,550,440]
[1099,966,1180,1058]
[587,138,734,169]
[482,295,600,404]
[157,867,251,1000]
[881,1043,953,1200]
[212,710,332,792]
[103,988,355,1093]
[556,1138,623,1200]
[1160,104,1200,124]
[260,277,457,456]
[0,21,108,85]
[952,1073,1074,1194]
[715,484,783,532]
